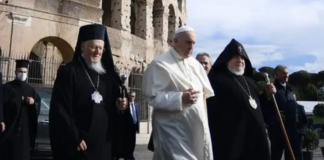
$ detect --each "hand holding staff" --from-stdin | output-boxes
[118,74,128,111]
[263,73,296,160]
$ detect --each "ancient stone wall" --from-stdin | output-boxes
[0,0,187,83]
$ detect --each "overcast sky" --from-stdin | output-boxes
[187,0,324,73]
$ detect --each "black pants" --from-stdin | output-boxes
[269,126,302,160]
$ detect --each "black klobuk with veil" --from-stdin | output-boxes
[206,38,270,160]
[49,24,134,159]
[208,38,253,79]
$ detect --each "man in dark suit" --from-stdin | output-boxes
[129,91,140,133]
[127,91,139,160]
[261,65,302,160]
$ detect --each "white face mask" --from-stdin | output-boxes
[17,73,28,81]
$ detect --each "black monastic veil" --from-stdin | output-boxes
[207,39,270,160]
[49,24,134,160]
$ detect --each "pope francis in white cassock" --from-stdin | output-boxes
[142,26,214,160]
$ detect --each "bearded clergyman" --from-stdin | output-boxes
[49,24,133,160]
[207,39,272,160]
[142,26,214,160]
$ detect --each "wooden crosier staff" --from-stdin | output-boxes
[263,73,295,160]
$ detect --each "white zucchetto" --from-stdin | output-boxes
[175,26,195,35]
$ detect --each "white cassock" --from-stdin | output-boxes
[142,48,214,160]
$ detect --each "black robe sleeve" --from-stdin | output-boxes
[27,90,41,149]
[0,83,24,144]
[259,92,273,125]
[0,72,3,124]
[49,66,82,156]
[34,92,41,116]
[2,84,24,124]
[110,81,135,158]
[297,104,308,130]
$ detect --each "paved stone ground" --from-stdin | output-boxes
[134,140,324,160]
[134,145,153,160]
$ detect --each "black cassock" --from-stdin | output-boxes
[49,58,134,160]
[0,80,40,160]
[0,72,3,131]
[207,39,270,160]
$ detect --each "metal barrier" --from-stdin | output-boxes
[0,51,150,122]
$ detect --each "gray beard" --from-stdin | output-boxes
[88,61,106,74]
[82,54,106,74]
[227,65,245,76]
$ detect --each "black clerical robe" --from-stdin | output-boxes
[49,59,134,160]
[207,71,270,160]
[0,80,41,160]
[0,72,3,128]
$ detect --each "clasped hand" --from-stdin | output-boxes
[77,140,87,151]
[182,89,200,105]
[22,96,35,105]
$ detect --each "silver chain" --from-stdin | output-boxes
[78,57,100,90]
[233,76,251,97]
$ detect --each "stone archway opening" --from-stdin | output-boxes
[28,37,74,87]
[178,0,183,12]
[167,5,176,45]
[130,0,139,35]
[152,0,163,40]
[179,17,182,28]
[102,0,112,27]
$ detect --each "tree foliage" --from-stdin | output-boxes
[302,129,319,151]
[313,103,324,122]
[252,66,324,101]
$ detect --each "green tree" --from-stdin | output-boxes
[313,103,324,123]
[256,81,266,94]
[253,72,265,83]
[298,83,318,101]
[289,70,311,86]
[258,66,274,77]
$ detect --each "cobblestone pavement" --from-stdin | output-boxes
[33,142,324,160]
[135,141,324,160]
[134,145,153,160]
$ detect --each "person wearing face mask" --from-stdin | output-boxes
[0,59,41,160]
[207,39,272,160]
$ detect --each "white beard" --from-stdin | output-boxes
[228,65,245,76]
[88,61,106,74]
[82,54,106,74]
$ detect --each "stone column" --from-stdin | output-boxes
[161,10,170,43]
[152,6,164,40]
[111,0,131,32]
[136,1,154,40]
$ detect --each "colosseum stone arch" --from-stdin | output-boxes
[0,0,187,85]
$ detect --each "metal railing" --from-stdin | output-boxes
[0,51,150,122]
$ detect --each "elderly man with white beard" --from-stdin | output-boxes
[49,24,133,160]
[207,39,272,160]
[142,26,214,160]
